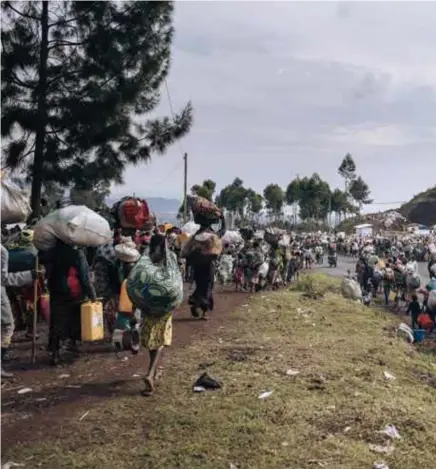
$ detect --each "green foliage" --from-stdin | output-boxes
[246,189,263,215]
[1,0,193,215]
[349,176,372,210]
[263,183,284,216]
[338,153,357,190]
[190,179,216,201]
[216,178,248,216]
[296,174,331,221]
[285,178,301,205]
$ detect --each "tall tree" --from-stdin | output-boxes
[285,178,301,226]
[330,188,348,224]
[338,153,356,192]
[1,1,193,217]
[263,183,284,220]
[349,176,372,212]
[216,178,248,218]
[298,174,331,222]
[246,189,263,220]
[190,179,216,201]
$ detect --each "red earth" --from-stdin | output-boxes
[1,286,250,452]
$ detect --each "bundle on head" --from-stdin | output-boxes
[188,195,222,226]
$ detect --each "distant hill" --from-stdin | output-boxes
[106,196,181,224]
[399,186,436,227]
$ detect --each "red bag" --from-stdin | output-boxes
[118,198,150,229]
[418,313,433,330]
[67,266,82,300]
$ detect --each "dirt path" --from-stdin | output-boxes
[1,287,250,451]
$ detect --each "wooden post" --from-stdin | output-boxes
[31,257,39,364]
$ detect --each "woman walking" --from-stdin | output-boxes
[140,233,173,396]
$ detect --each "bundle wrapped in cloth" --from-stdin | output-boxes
[188,195,222,224]
[181,230,222,260]
[34,205,112,251]
[1,173,32,224]
[264,227,284,246]
[111,196,151,229]
[341,278,362,301]
[127,247,183,316]
[114,237,141,263]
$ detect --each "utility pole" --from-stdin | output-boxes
[183,153,188,224]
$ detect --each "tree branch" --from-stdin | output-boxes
[5,2,41,21]
[9,71,36,90]
[48,7,95,28]
[47,40,87,51]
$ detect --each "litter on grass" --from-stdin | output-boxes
[369,444,395,455]
[383,371,396,380]
[193,386,206,393]
[373,463,389,469]
[2,462,25,469]
[17,388,32,395]
[379,424,401,439]
[79,410,90,421]
[258,390,274,399]
[286,369,300,377]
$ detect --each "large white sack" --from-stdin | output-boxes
[341,278,362,300]
[1,177,32,224]
[221,230,243,245]
[258,262,269,277]
[34,205,112,251]
[181,221,200,236]
[279,234,291,247]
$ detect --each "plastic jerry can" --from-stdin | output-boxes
[81,301,104,341]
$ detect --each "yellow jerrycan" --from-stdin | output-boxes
[81,300,104,341]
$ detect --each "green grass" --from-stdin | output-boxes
[4,274,436,469]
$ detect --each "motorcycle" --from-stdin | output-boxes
[328,253,337,268]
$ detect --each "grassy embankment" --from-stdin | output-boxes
[4,274,436,469]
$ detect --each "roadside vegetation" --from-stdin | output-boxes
[4,274,436,469]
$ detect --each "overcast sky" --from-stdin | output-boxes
[111,1,436,212]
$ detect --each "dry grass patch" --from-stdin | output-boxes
[3,274,436,469]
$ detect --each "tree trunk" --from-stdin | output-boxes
[30,1,49,218]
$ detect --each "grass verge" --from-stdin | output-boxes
[3,274,436,469]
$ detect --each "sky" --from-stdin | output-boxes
[111,1,436,213]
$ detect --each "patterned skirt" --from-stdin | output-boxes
[140,312,172,351]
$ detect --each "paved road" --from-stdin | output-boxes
[317,256,431,285]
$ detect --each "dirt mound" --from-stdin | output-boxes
[400,186,436,227]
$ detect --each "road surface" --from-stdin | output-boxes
[318,256,430,285]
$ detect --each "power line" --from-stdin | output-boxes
[148,159,183,189]
[370,201,407,205]
[163,77,186,156]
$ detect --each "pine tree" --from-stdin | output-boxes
[1,1,193,216]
